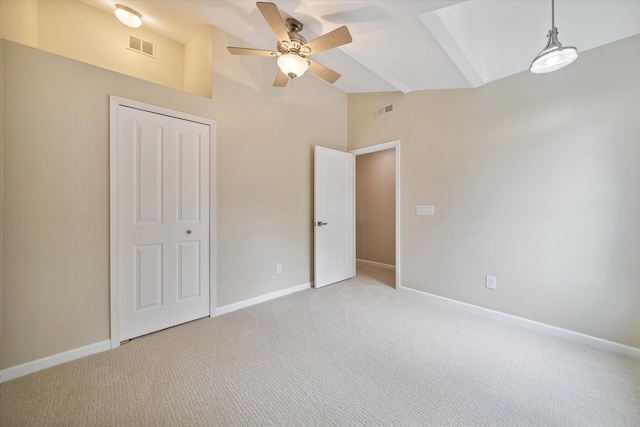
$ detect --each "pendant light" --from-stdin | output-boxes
[530,0,577,74]
[115,4,142,28]
[277,54,309,79]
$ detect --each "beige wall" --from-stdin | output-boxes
[356,150,395,265]
[0,40,214,369]
[210,26,347,306]
[1,0,213,98]
[185,26,213,98]
[37,0,185,92]
[0,0,39,47]
[0,31,346,369]
[348,35,640,348]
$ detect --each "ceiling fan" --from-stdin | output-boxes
[227,2,352,87]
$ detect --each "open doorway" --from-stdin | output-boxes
[350,141,400,290]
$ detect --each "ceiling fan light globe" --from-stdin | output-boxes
[115,4,142,28]
[277,54,309,79]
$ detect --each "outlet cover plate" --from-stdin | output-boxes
[416,205,435,216]
[485,275,496,289]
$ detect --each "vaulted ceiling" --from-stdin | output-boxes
[84,0,640,93]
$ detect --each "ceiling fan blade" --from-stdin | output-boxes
[308,60,341,84]
[257,2,291,44]
[273,70,289,87]
[227,47,278,57]
[302,26,352,55]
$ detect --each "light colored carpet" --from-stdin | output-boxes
[1,268,639,426]
[356,260,395,288]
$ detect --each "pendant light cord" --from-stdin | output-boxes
[551,0,555,28]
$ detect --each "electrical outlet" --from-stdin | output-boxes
[485,275,496,290]
[276,263,282,274]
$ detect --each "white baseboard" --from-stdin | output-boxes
[356,258,396,270]
[215,282,312,316]
[400,286,640,359]
[1,282,313,382]
[0,340,111,383]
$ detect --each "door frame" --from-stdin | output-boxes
[349,140,401,290]
[109,96,217,349]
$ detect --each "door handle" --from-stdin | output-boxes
[316,221,328,226]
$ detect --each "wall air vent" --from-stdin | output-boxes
[128,35,156,58]
[376,104,394,116]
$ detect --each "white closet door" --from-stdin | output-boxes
[168,118,210,326]
[118,107,209,341]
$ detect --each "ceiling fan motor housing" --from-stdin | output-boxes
[285,18,303,33]
[278,39,308,56]
[226,2,351,87]
[278,18,310,56]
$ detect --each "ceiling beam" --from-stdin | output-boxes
[420,10,485,88]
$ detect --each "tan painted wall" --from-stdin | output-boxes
[185,26,213,99]
[0,31,346,369]
[0,0,39,48]
[37,0,185,91]
[211,26,347,306]
[356,150,395,265]
[348,35,640,348]
[0,40,213,369]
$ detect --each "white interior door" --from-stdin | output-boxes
[314,146,355,288]
[168,118,210,326]
[118,106,210,341]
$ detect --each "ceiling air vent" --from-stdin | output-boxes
[128,35,156,58]
[376,104,394,116]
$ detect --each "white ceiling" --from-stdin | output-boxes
[84,0,640,93]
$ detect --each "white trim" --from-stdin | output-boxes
[356,258,396,270]
[109,98,119,349]
[0,340,111,383]
[350,140,399,156]
[215,282,312,316]
[208,120,218,318]
[350,140,401,290]
[109,96,217,349]
[0,41,4,372]
[400,286,640,358]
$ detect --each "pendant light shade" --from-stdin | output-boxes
[277,54,309,79]
[530,0,577,74]
[115,4,142,28]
